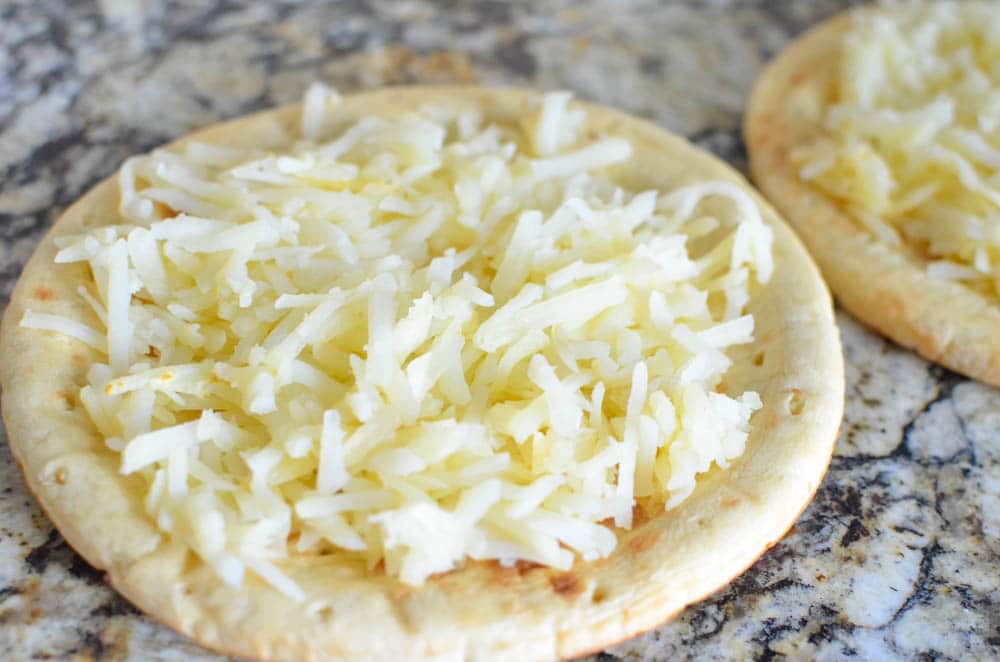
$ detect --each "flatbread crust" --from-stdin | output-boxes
[745,7,1000,386]
[1,87,843,661]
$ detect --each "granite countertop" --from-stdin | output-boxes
[1,0,998,659]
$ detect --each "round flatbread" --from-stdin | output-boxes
[745,5,1000,386]
[1,87,843,661]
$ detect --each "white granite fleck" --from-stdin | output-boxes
[981,473,1000,549]
[0,85,79,172]
[907,399,968,462]
[0,179,56,216]
[839,314,937,458]
[842,505,928,628]
[953,381,1000,463]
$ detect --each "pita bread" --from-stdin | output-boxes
[0,87,843,661]
[745,7,1000,386]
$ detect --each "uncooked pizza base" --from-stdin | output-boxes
[1,86,843,661]
[745,9,1000,386]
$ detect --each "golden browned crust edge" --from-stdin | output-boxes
[1,86,844,661]
[745,6,1000,386]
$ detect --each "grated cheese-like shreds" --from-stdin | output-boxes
[794,2,1000,292]
[23,86,773,595]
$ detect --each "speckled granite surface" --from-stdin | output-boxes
[0,0,997,659]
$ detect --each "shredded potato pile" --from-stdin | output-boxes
[23,87,773,595]
[794,3,1000,289]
